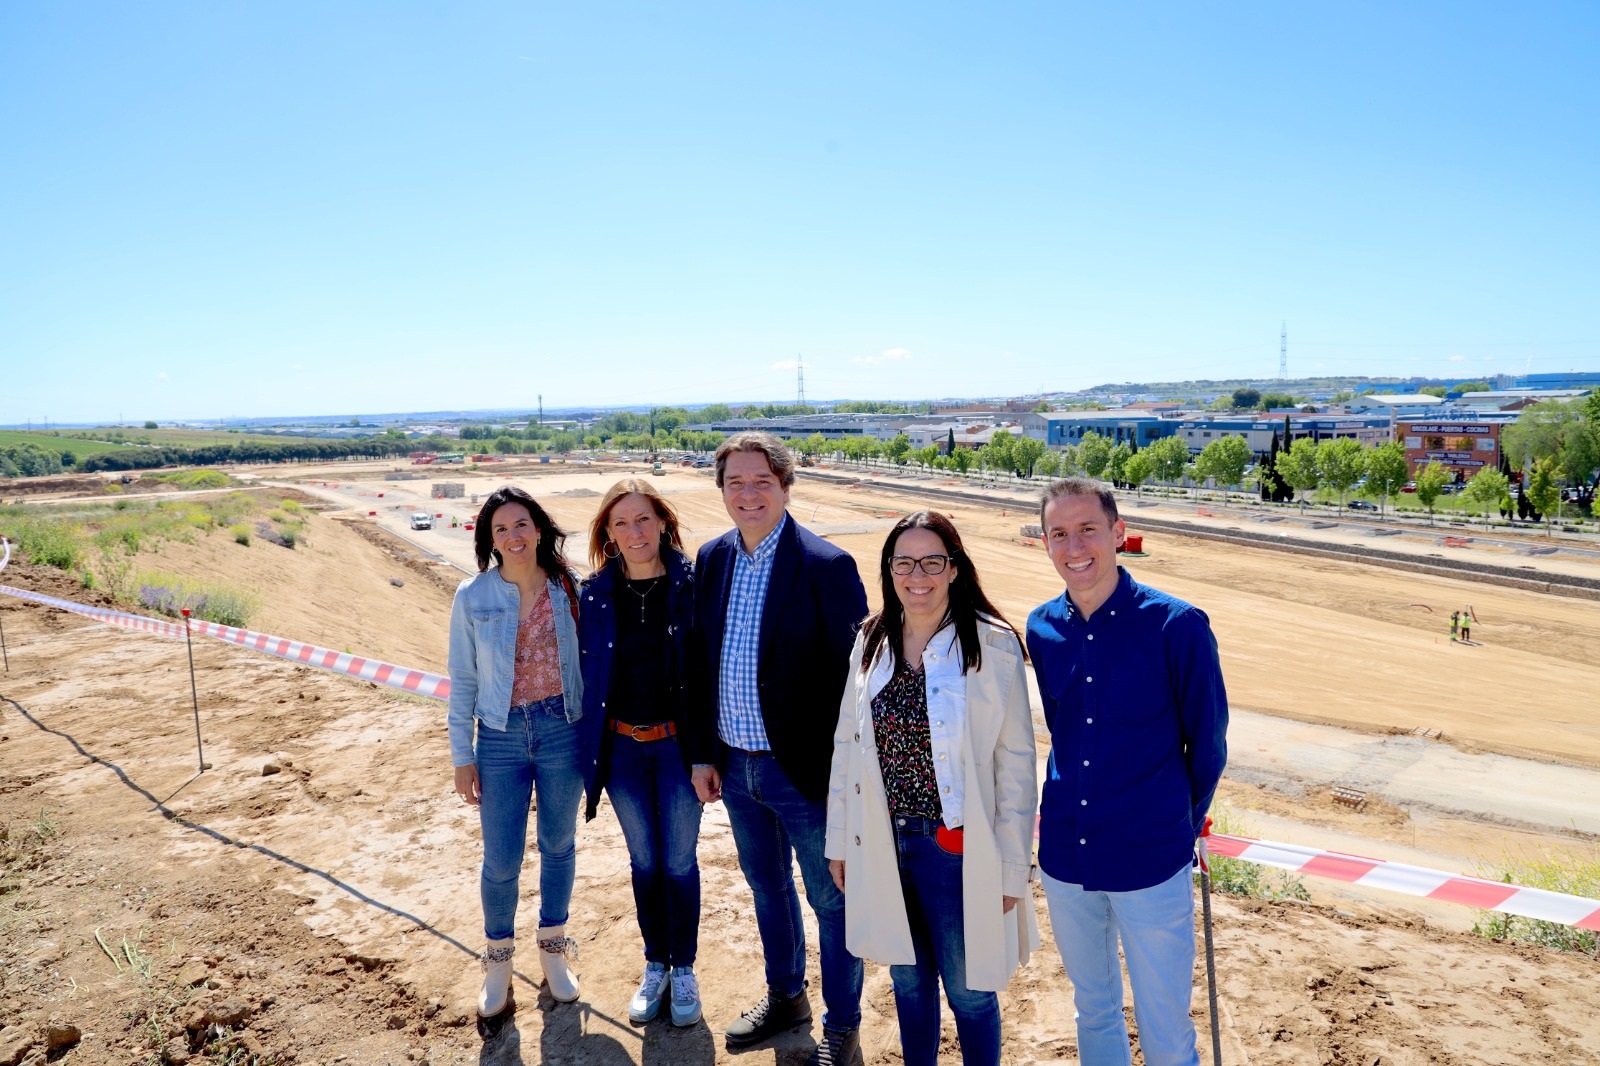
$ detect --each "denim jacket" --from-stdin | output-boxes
[447,567,584,768]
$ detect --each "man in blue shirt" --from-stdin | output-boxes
[689,432,869,1066]
[1026,478,1228,1066]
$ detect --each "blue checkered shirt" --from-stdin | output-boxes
[716,514,788,751]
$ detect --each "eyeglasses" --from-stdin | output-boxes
[889,554,950,576]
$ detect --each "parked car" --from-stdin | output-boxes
[1348,500,1379,512]
[410,512,434,530]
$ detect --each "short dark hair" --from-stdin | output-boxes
[859,510,1022,674]
[1040,477,1119,528]
[473,486,575,580]
[714,432,795,489]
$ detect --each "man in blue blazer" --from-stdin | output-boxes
[689,431,868,1066]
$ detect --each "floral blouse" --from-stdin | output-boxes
[870,656,943,820]
[509,587,563,706]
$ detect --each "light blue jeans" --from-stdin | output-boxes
[1041,863,1199,1066]
[474,695,584,940]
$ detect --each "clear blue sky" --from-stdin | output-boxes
[3,2,1595,423]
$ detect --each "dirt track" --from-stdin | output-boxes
[2,465,1598,1065]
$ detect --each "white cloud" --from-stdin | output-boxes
[1449,354,1467,362]
[157,371,168,379]
[855,347,912,366]
[771,358,806,370]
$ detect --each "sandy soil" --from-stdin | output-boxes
[2,469,1597,1065]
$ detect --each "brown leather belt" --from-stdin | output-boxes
[609,720,677,743]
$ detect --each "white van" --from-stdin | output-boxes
[410,512,434,530]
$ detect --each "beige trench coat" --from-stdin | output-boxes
[824,618,1040,991]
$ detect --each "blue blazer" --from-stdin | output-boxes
[689,515,868,802]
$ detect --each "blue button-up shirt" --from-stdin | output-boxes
[717,514,788,751]
[1026,567,1228,892]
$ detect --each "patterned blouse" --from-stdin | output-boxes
[509,585,563,706]
[870,656,943,820]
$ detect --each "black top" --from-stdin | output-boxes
[608,575,675,727]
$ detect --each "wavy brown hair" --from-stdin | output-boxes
[585,479,687,573]
[859,510,1023,674]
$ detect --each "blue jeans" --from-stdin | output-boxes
[474,696,585,940]
[890,817,1001,1066]
[1041,863,1199,1066]
[722,747,863,1031]
[606,733,703,967]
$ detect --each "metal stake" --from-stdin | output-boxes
[181,605,206,771]
[1201,868,1222,1066]
[0,612,9,673]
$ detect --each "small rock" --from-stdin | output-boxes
[17,1050,44,1066]
[390,577,405,588]
[176,960,210,987]
[0,1026,36,1066]
[204,1000,253,1027]
[262,753,293,776]
[386,1014,406,1030]
[424,998,443,1018]
[44,1023,81,1050]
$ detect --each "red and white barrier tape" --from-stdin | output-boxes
[0,571,451,701]
[1209,833,1600,931]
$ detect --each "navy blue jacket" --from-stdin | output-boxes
[689,515,868,803]
[577,549,695,821]
[1026,567,1229,892]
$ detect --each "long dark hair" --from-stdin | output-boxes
[473,486,576,581]
[859,510,1023,674]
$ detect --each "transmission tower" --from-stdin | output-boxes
[796,357,806,407]
[1279,322,1287,380]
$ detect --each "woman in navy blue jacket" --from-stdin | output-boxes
[578,479,702,1028]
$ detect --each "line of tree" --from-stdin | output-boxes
[75,436,455,473]
[1,443,78,478]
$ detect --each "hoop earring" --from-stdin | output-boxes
[603,540,620,559]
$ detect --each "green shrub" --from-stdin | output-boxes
[268,510,289,524]
[138,572,258,629]
[280,498,302,513]
[0,514,88,571]
[231,524,251,546]
[1205,806,1312,902]
[1473,844,1600,956]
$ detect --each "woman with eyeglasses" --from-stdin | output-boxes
[577,479,703,1027]
[825,511,1039,1066]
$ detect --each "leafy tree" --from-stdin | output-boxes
[884,433,912,466]
[1077,432,1111,478]
[1055,444,1082,477]
[492,436,519,454]
[1329,390,1355,403]
[1316,437,1367,508]
[1257,392,1299,410]
[1526,457,1561,535]
[1455,381,1491,394]
[1011,436,1046,478]
[1362,441,1410,515]
[1106,442,1132,486]
[1193,436,1252,496]
[1034,449,1060,479]
[143,420,159,429]
[912,445,940,471]
[1419,386,1449,398]
[1145,435,1190,485]
[1461,467,1510,528]
[1231,387,1262,409]
[948,447,973,474]
[1276,438,1321,509]
[796,434,828,457]
[1124,449,1155,497]
[1414,461,1450,522]
[697,403,735,422]
[1503,399,1599,493]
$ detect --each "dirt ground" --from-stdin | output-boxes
[2,466,1598,1065]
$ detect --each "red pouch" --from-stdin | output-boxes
[935,825,965,855]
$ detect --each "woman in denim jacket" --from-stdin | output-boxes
[577,479,702,1027]
[448,486,586,1025]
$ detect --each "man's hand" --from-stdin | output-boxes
[1002,895,1019,914]
[454,764,481,807]
[829,859,846,894]
[692,764,722,804]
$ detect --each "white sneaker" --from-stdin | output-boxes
[629,962,669,1023]
[669,965,702,1027]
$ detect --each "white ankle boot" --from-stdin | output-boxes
[478,936,515,1017]
[537,925,581,1003]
